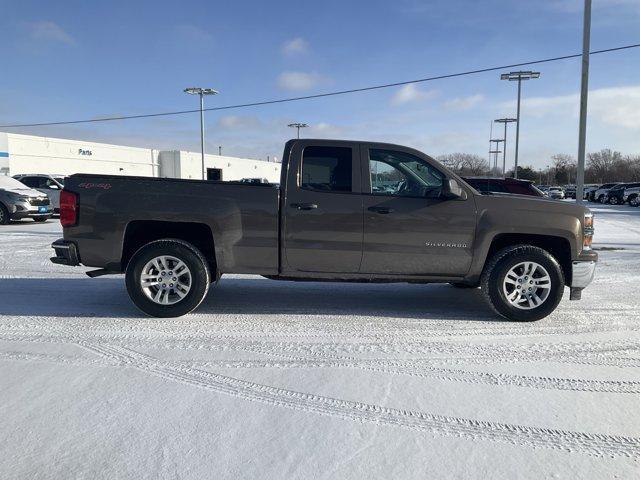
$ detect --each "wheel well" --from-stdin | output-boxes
[486,233,572,284]
[121,220,216,273]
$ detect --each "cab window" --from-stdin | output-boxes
[369,149,443,198]
[301,146,352,192]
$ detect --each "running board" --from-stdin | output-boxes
[86,268,119,278]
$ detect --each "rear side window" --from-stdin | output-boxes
[506,183,533,195]
[469,180,507,193]
[301,146,352,192]
[488,181,508,193]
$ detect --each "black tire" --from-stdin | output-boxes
[449,282,478,289]
[481,245,565,322]
[33,217,48,222]
[0,204,9,225]
[125,239,211,318]
[629,195,639,207]
[608,196,619,205]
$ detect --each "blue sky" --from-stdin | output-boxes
[0,0,639,168]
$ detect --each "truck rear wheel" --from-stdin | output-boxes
[125,239,210,318]
[481,245,564,322]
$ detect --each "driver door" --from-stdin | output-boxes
[360,146,476,276]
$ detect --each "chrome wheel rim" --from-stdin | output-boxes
[502,261,551,310]
[140,255,191,305]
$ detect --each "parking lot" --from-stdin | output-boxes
[1,204,639,479]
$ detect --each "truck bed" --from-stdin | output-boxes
[62,174,281,274]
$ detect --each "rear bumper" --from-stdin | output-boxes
[50,239,80,266]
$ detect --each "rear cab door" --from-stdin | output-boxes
[281,140,364,273]
[359,143,477,276]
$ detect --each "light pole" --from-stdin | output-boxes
[288,122,308,139]
[494,118,517,176]
[184,87,219,180]
[490,139,504,173]
[500,71,540,179]
[575,0,592,204]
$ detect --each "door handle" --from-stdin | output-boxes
[290,202,318,211]
[368,206,394,214]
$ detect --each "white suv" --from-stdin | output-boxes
[13,174,65,212]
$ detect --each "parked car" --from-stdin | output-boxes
[0,176,52,224]
[462,177,545,197]
[582,184,599,200]
[622,183,640,206]
[547,187,565,199]
[564,185,576,199]
[604,183,639,205]
[13,174,65,213]
[51,139,597,322]
[591,183,621,203]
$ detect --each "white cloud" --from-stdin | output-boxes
[276,71,326,91]
[217,115,263,130]
[390,84,438,106]
[25,21,75,45]
[174,24,213,43]
[501,85,640,130]
[308,122,346,137]
[282,37,309,56]
[444,94,484,111]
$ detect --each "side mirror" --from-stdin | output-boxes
[445,178,466,200]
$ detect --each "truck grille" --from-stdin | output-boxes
[28,197,50,206]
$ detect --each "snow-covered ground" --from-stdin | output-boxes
[1,204,639,479]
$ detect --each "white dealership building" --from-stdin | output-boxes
[0,132,281,182]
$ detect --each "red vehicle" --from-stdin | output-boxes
[463,177,545,197]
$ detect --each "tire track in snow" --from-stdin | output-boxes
[232,349,640,394]
[80,343,640,458]
[3,349,639,394]
[0,310,638,342]
[2,330,639,369]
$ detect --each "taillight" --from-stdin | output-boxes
[60,190,78,227]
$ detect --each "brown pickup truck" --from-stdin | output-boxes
[51,139,597,321]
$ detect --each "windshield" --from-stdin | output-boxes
[0,176,31,190]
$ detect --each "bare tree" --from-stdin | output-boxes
[551,154,576,184]
[587,149,622,183]
[437,153,489,176]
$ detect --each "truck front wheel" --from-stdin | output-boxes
[481,245,565,322]
[125,239,210,318]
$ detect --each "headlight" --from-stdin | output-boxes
[5,192,29,201]
[583,213,594,250]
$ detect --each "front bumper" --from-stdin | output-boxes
[9,200,52,220]
[571,260,596,288]
[50,239,80,266]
